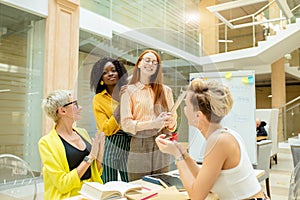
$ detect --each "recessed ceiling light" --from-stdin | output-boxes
[0,89,10,93]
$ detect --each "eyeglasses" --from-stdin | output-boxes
[63,100,78,108]
[142,58,158,66]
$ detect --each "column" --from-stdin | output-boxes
[271,57,286,142]
[43,0,80,134]
[199,0,218,55]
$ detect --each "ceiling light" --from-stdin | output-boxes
[218,39,233,43]
[0,89,10,93]
[0,27,7,37]
[284,53,292,60]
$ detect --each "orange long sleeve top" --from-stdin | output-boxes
[120,82,177,135]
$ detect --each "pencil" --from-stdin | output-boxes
[140,192,158,200]
[142,186,151,191]
[158,179,169,188]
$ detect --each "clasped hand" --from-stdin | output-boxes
[152,112,175,129]
[155,134,186,158]
[90,132,105,161]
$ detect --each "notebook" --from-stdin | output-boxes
[142,173,185,191]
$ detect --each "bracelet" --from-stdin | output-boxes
[182,152,188,159]
[90,153,96,160]
[175,155,184,164]
[83,156,93,164]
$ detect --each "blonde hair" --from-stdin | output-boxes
[188,78,233,123]
[42,90,71,123]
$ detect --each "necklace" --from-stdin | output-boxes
[139,80,151,86]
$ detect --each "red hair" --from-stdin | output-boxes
[129,50,168,114]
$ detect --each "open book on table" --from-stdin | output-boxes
[79,181,142,200]
[125,186,188,200]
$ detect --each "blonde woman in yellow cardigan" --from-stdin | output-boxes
[38,90,104,200]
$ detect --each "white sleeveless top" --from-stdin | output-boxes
[210,128,261,200]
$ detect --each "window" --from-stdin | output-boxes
[0,4,45,173]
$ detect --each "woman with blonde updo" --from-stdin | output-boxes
[156,78,267,200]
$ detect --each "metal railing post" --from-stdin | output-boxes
[252,15,256,47]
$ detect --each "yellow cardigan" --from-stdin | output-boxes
[92,90,120,136]
[38,126,103,200]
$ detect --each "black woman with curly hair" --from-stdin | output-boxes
[90,57,131,183]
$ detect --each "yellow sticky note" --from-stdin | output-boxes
[225,72,232,79]
[242,77,248,84]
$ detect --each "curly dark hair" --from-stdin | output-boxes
[90,57,128,95]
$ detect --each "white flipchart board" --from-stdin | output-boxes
[189,71,257,164]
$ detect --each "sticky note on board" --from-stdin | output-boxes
[248,76,254,84]
[242,76,254,84]
[225,72,232,79]
[242,77,248,84]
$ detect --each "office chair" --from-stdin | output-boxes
[291,144,300,168]
[253,140,272,198]
[0,154,37,200]
[288,161,300,200]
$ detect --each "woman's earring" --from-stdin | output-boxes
[100,80,104,85]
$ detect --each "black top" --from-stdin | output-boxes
[256,121,268,137]
[59,133,92,180]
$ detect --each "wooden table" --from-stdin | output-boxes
[256,136,268,141]
[130,179,216,200]
[128,169,264,200]
[64,169,265,200]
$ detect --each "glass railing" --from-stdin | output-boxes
[280,96,300,143]
[201,1,300,54]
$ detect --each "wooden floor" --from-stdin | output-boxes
[264,147,293,200]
